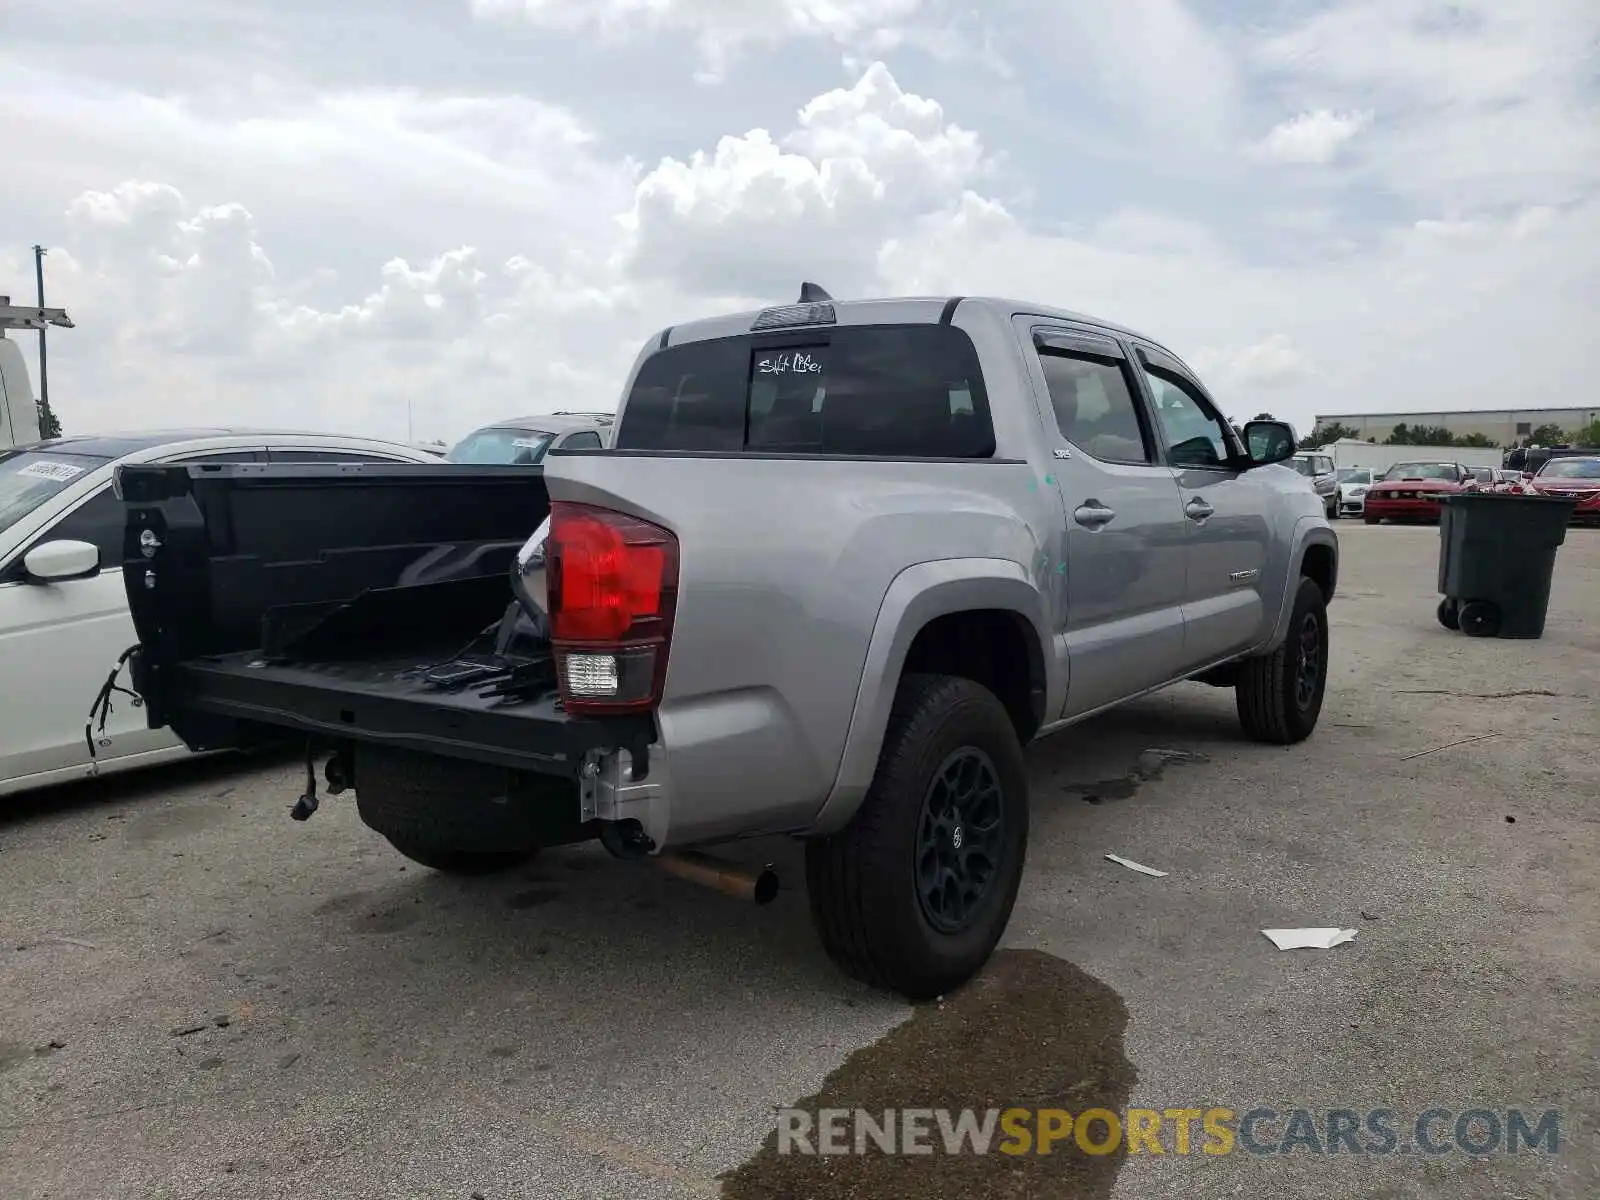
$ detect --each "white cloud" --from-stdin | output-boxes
[1255,109,1373,164]
[622,61,983,297]
[1025,0,1243,146]
[1250,0,1600,206]
[1193,335,1312,390]
[470,0,925,81]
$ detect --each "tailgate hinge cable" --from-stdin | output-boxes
[290,738,320,821]
[84,645,145,767]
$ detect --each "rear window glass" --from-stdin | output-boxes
[614,324,995,457]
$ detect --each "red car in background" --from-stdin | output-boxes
[1516,455,1600,524]
[1363,461,1473,524]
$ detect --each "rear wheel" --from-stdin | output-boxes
[1235,575,1329,744]
[1437,598,1460,630]
[805,673,1029,1000]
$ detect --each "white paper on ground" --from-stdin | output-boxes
[1105,853,1168,878]
[1261,927,1358,950]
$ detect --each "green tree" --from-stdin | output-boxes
[1412,425,1458,446]
[1385,423,1412,445]
[1572,419,1600,447]
[1527,423,1566,446]
[1302,420,1360,448]
[36,399,62,440]
[1458,432,1495,448]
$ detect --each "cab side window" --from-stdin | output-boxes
[1037,351,1154,465]
[1138,365,1234,469]
[561,431,603,450]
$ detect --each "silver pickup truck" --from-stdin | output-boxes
[110,289,1337,1000]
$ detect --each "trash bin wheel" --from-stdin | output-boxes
[1458,600,1502,638]
[1436,598,1460,631]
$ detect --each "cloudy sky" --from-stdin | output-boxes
[3,0,1596,445]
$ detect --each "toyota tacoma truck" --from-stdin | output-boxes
[108,289,1337,1000]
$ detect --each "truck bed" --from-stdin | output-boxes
[116,460,654,779]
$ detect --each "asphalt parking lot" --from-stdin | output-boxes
[2,524,1596,1200]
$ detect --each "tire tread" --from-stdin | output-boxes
[1235,575,1328,745]
[806,673,1027,998]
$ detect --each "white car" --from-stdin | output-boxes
[444,412,613,464]
[1335,467,1377,517]
[0,429,443,798]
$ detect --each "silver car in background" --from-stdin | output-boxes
[1291,451,1339,518]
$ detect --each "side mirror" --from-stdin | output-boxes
[23,539,101,582]
[1243,420,1296,467]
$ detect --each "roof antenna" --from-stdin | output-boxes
[798,281,834,303]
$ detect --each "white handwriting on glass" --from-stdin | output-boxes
[757,352,824,377]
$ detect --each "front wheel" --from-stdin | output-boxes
[1437,598,1460,630]
[1235,575,1329,744]
[1363,515,1380,525]
[805,673,1029,1000]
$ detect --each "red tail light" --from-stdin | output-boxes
[545,501,678,714]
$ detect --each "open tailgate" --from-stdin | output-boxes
[114,460,652,777]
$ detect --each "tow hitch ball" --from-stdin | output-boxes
[290,746,352,821]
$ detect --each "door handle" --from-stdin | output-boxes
[1185,497,1214,522]
[1073,502,1116,529]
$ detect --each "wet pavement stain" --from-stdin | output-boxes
[315,890,374,916]
[507,887,562,910]
[0,1040,30,1074]
[126,803,234,844]
[1061,748,1208,805]
[720,949,1136,1200]
[349,907,419,934]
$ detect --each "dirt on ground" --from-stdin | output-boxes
[720,949,1137,1200]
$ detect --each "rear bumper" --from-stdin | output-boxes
[147,650,655,781]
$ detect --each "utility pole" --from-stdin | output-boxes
[32,245,62,439]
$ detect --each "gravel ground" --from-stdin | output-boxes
[1,523,1596,1200]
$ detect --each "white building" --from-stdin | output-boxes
[1312,407,1597,446]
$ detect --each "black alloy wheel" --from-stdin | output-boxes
[1294,610,1323,712]
[915,747,1006,934]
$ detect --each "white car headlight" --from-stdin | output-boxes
[1349,486,1367,498]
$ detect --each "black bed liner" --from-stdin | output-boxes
[115,460,652,779]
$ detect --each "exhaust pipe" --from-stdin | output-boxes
[655,850,779,905]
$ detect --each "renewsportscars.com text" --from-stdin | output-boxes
[776,1106,1562,1157]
